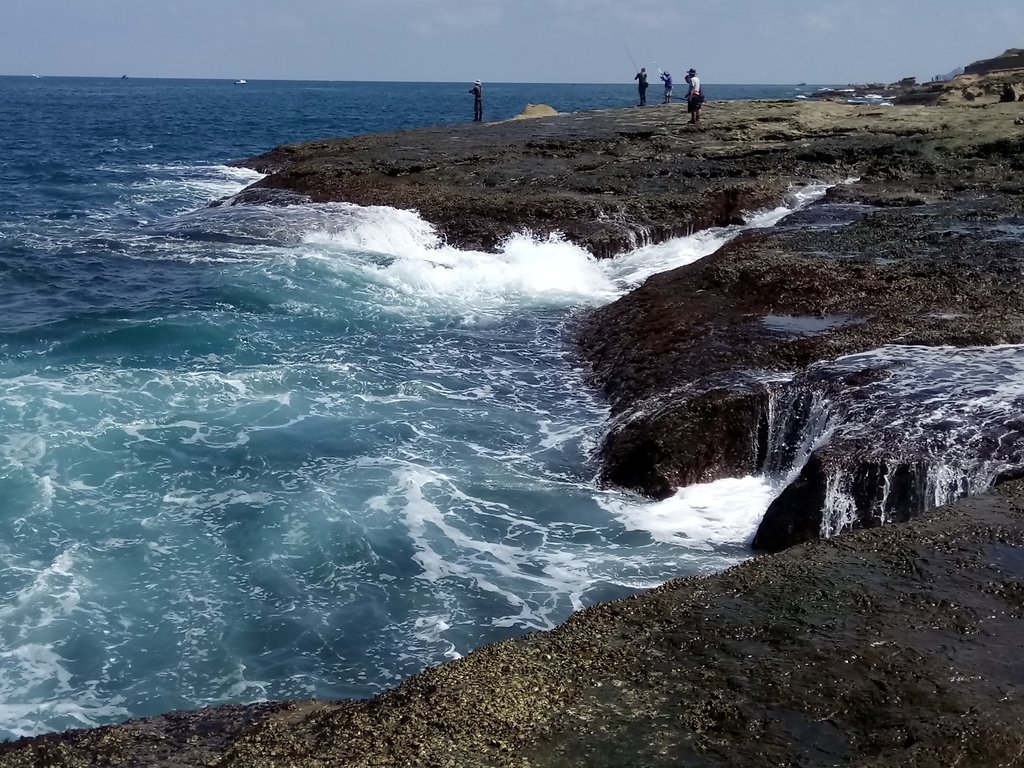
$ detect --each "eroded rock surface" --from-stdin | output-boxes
[579,191,1024,473]
[229,104,799,258]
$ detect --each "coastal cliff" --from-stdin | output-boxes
[5,79,1024,764]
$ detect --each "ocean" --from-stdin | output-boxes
[0,76,981,740]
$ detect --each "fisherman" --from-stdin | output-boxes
[685,68,703,125]
[635,67,649,106]
[469,79,483,122]
[660,70,673,103]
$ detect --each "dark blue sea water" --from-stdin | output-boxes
[0,77,915,739]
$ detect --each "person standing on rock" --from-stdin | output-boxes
[685,68,703,125]
[660,70,673,103]
[635,67,649,106]
[469,80,483,122]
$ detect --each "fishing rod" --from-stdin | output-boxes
[621,35,639,73]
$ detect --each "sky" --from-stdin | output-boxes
[2,0,1023,85]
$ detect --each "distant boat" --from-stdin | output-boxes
[121,74,129,79]
[32,74,41,78]
[233,79,247,85]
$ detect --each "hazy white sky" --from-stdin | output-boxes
[3,0,1022,84]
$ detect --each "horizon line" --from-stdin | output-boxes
[1,73,845,87]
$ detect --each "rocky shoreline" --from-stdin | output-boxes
[4,78,1024,765]
[233,89,1024,547]
[809,48,1024,105]
[6,481,1024,766]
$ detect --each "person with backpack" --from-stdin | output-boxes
[685,68,704,125]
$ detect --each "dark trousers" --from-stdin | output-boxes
[638,86,647,106]
[474,98,483,122]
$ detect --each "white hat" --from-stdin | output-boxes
[474,80,481,86]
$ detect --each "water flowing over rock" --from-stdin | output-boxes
[754,346,1024,550]
[579,174,1024,546]
[234,91,1024,570]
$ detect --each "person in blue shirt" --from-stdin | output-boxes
[660,71,673,103]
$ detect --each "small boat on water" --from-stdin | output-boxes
[234,79,247,85]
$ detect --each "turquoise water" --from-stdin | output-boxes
[0,77,812,738]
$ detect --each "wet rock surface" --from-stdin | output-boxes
[574,106,1024,547]
[578,192,1024,471]
[5,481,1024,766]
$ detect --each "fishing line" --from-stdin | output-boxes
[621,35,639,73]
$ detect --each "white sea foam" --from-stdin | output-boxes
[0,547,84,627]
[0,546,128,738]
[135,163,265,203]
[303,207,617,309]
[603,183,829,289]
[208,664,271,701]
[302,204,442,254]
[600,476,780,548]
[292,183,828,313]
[411,614,462,661]
[381,464,609,625]
[0,659,131,738]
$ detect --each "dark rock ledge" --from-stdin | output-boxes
[226,100,874,258]
[579,183,1024,540]
[4,481,1024,766]
[574,106,1024,550]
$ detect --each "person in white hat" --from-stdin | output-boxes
[685,68,703,125]
[469,79,483,122]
